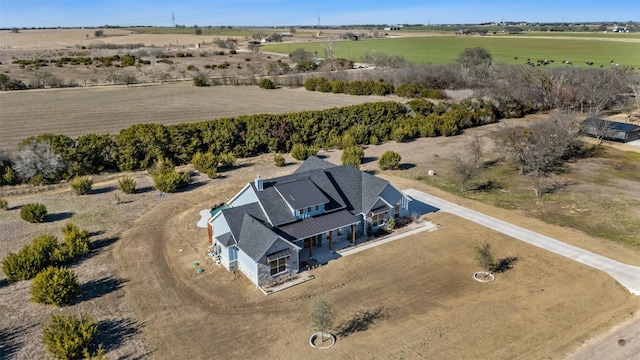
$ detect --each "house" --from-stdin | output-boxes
[208,156,411,287]
[580,118,640,143]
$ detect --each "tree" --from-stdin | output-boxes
[13,140,65,184]
[476,241,495,274]
[311,297,333,341]
[31,266,79,306]
[323,40,337,59]
[194,26,202,35]
[118,176,137,194]
[378,150,402,170]
[466,134,483,169]
[450,155,478,193]
[70,176,93,195]
[341,146,364,168]
[289,48,314,63]
[455,47,492,86]
[41,313,99,359]
[151,158,190,193]
[94,30,104,38]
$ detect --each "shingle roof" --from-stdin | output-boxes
[216,232,234,247]
[277,210,360,241]
[294,156,337,173]
[324,165,388,214]
[221,203,267,241]
[237,214,283,261]
[274,178,330,210]
[251,183,296,226]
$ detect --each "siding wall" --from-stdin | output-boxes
[237,250,258,285]
[380,184,410,217]
[229,185,258,207]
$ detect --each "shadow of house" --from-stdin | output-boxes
[76,277,127,304]
[96,318,143,353]
[407,196,440,215]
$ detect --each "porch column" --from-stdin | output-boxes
[328,231,333,250]
[351,224,355,244]
[308,238,313,258]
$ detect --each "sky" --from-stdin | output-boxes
[0,0,638,28]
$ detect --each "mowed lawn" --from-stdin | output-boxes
[264,36,640,68]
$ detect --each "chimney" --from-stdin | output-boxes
[255,175,263,191]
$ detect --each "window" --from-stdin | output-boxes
[337,227,344,236]
[315,205,320,211]
[298,209,303,215]
[307,207,311,213]
[372,212,387,226]
[270,257,286,275]
[394,204,400,219]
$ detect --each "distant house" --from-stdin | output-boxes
[580,118,640,143]
[208,156,411,287]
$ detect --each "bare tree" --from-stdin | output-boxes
[322,40,337,59]
[466,134,483,169]
[451,155,478,193]
[310,297,333,341]
[13,141,64,182]
[476,241,495,274]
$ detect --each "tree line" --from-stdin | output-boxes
[0,98,505,185]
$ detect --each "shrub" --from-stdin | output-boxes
[0,197,7,210]
[191,151,218,178]
[152,160,190,193]
[273,153,285,167]
[118,176,136,194]
[42,313,98,359]
[20,203,48,223]
[258,78,275,89]
[378,150,402,170]
[290,144,318,161]
[304,77,317,91]
[58,222,90,261]
[187,64,196,71]
[230,49,237,54]
[2,234,58,280]
[341,146,364,168]
[193,72,208,87]
[369,135,379,145]
[217,152,236,168]
[70,176,93,195]
[31,266,79,306]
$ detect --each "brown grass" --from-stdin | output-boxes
[0,84,392,154]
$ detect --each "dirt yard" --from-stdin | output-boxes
[2,141,639,359]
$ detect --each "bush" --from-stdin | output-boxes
[118,176,136,194]
[217,152,236,168]
[31,266,79,306]
[152,160,190,193]
[191,151,218,178]
[70,176,93,195]
[341,146,364,168]
[193,72,208,87]
[42,313,98,359]
[20,203,48,223]
[2,234,57,280]
[290,143,318,161]
[0,197,7,210]
[378,150,402,170]
[59,222,90,260]
[273,153,285,167]
[258,78,275,89]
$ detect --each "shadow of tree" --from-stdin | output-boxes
[361,156,378,165]
[491,256,519,274]
[0,278,9,289]
[95,318,143,353]
[0,324,34,359]
[336,307,388,338]
[46,211,74,223]
[89,237,119,254]
[135,186,155,194]
[91,186,117,195]
[399,163,416,170]
[76,277,127,304]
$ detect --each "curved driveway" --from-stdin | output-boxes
[403,188,640,296]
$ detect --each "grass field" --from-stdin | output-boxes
[0,83,393,154]
[264,35,640,68]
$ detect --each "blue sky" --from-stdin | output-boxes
[0,0,638,28]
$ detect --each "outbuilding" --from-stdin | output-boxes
[580,118,640,143]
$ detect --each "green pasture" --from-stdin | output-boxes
[264,36,640,68]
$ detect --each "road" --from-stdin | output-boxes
[403,188,640,296]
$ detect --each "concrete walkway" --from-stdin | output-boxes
[403,188,640,296]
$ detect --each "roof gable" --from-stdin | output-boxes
[237,214,283,261]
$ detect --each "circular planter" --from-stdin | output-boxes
[473,271,495,282]
[309,332,336,349]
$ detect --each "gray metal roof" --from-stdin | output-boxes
[278,210,360,240]
[583,118,640,133]
[274,178,330,210]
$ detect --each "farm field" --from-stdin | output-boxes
[264,35,640,67]
[0,83,394,154]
